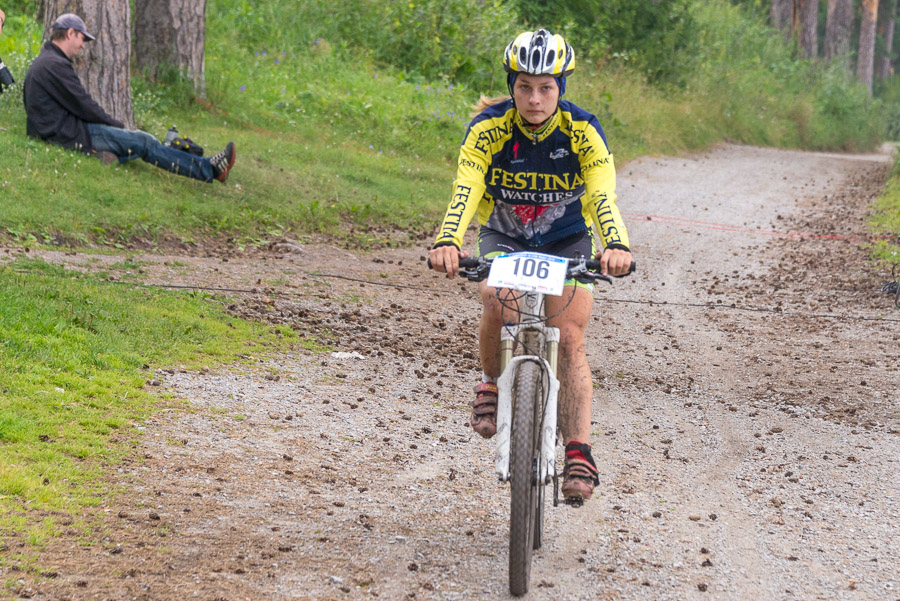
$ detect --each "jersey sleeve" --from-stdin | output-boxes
[578,122,630,250]
[432,129,490,250]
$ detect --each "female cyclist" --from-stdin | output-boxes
[429,29,633,502]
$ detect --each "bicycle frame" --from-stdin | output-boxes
[494,290,560,485]
[438,252,632,596]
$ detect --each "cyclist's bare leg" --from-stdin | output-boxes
[546,285,596,499]
[477,283,520,379]
[544,285,593,444]
[471,283,519,437]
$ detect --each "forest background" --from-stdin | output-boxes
[1,0,899,565]
[1,0,898,255]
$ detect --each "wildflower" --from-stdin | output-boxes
[262,50,267,56]
[275,59,280,65]
[239,85,246,92]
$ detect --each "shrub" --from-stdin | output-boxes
[511,0,698,84]
[208,0,517,93]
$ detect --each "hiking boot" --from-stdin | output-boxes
[210,141,236,183]
[561,442,599,502]
[470,382,498,438]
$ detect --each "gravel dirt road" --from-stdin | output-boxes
[4,143,899,601]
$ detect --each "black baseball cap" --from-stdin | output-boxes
[52,13,96,42]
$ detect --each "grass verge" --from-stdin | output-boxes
[0,257,299,567]
[869,156,900,265]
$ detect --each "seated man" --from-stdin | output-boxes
[23,13,235,183]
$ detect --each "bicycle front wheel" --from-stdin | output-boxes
[508,360,543,596]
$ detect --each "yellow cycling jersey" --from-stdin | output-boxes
[434,98,630,251]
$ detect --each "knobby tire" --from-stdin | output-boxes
[508,360,543,596]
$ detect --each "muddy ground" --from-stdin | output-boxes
[2,143,899,601]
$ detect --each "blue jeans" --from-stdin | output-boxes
[87,123,214,182]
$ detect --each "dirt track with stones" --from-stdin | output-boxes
[5,143,899,601]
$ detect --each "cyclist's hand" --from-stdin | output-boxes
[429,245,469,278]
[596,248,633,277]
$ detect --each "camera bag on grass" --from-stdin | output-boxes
[170,135,204,157]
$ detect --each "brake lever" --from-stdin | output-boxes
[568,262,613,285]
[577,272,612,285]
[461,263,491,282]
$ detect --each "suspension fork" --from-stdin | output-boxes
[495,292,561,484]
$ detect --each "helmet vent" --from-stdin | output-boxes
[502,29,575,77]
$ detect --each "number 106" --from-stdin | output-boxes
[512,257,550,279]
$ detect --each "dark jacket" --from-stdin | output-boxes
[23,42,123,154]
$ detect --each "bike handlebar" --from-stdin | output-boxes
[449,255,636,285]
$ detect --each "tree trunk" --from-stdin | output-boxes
[792,0,819,59]
[824,0,854,62]
[876,0,897,78]
[43,0,134,128]
[772,0,793,38]
[133,0,206,95]
[857,0,879,93]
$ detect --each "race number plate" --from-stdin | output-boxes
[487,252,569,296]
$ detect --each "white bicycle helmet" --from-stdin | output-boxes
[503,29,575,77]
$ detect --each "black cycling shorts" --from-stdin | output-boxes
[477,227,596,260]
[476,227,598,290]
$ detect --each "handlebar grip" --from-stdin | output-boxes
[427,256,483,270]
[459,257,482,268]
[585,259,637,276]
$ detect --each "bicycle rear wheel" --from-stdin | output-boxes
[508,360,543,596]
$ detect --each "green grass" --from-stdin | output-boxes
[0,258,298,560]
[869,157,900,265]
